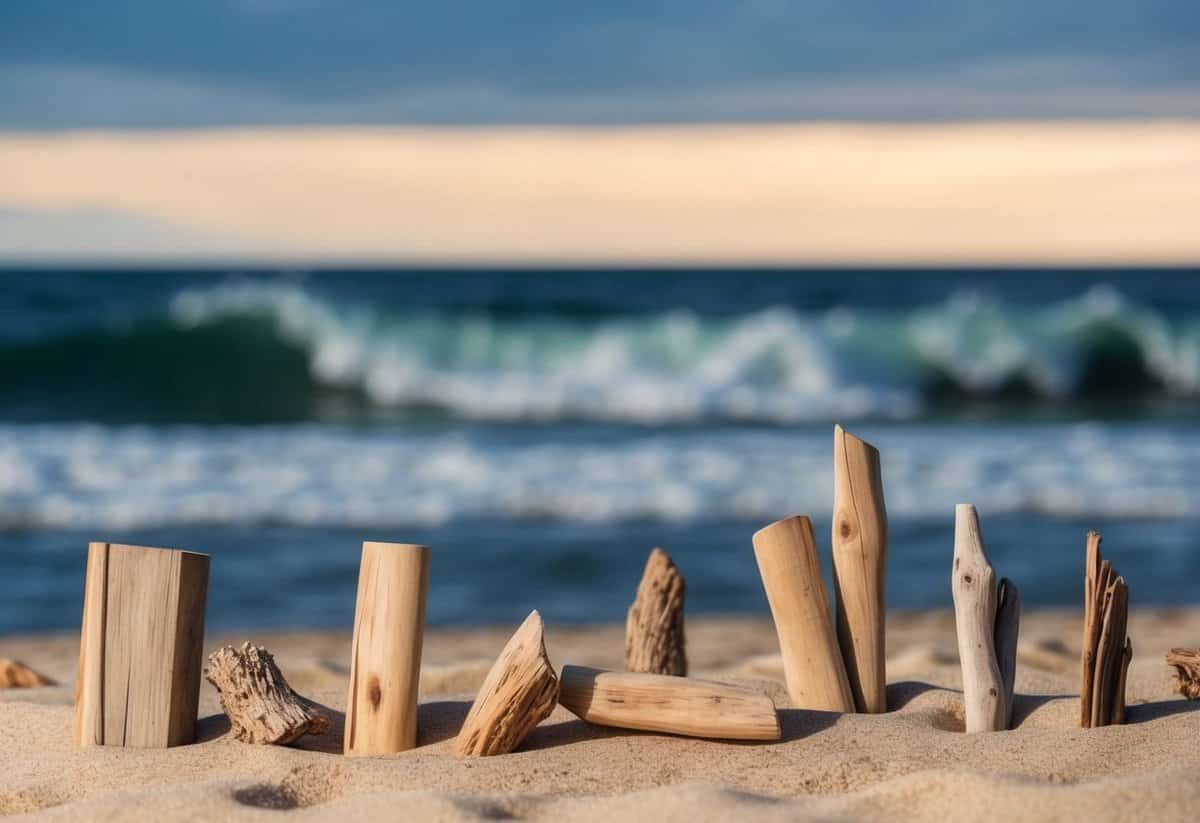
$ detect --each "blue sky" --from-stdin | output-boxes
[3,0,1199,127]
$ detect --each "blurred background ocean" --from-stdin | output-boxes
[2,269,1198,633]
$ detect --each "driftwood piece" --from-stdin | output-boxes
[558,665,780,741]
[752,515,855,712]
[74,542,209,748]
[205,642,330,745]
[951,505,1007,732]
[831,425,888,714]
[1166,647,1200,699]
[0,659,53,688]
[624,548,687,676]
[993,578,1021,729]
[345,541,430,756]
[455,611,560,757]
[1079,532,1132,727]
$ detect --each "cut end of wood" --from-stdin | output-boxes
[1166,647,1200,700]
[625,547,687,677]
[205,642,330,745]
[833,423,880,460]
[752,514,813,548]
[0,659,54,688]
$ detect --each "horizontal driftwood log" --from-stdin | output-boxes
[558,665,780,741]
[1167,648,1200,699]
[0,659,53,688]
[455,610,560,757]
[625,547,687,677]
[205,642,330,745]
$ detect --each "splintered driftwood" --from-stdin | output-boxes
[951,505,1020,732]
[831,425,888,714]
[624,548,687,676]
[455,611,560,757]
[0,659,53,688]
[1079,531,1132,727]
[205,642,330,745]
[558,665,781,741]
[1166,648,1200,699]
[752,515,855,712]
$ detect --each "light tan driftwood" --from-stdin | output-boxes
[205,642,330,745]
[345,541,430,756]
[0,659,53,688]
[624,548,687,676]
[752,515,855,712]
[993,577,1021,729]
[951,505,1006,733]
[1079,532,1131,727]
[73,542,209,748]
[558,665,780,740]
[455,611,560,756]
[831,425,888,714]
[1166,647,1200,699]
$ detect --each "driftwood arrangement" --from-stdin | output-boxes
[558,665,781,741]
[455,611,560,756]
[1166,648,1200,699]
[1079,531,1132,727]
[624,547,687,676]
[0,659,53,688]
[205,642,330,745]
[951,505,1021,732]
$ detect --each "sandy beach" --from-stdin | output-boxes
[2,608,1198,821]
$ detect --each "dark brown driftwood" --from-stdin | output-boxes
[1167,647,1200,700]
[0,659,53,688]
[1079,532,1132,727]
[205,642,330,745]
[624,548,687,676]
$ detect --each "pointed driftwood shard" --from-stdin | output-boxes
[558,665,780,741]
[1079,532,1131,727]
[994,578,1021,729]
[624,548,687,677]
[951,504,1007,732]
[1166,647,1200,699]
[205,642,330,745]
[0,659,54,688]
[455,611,560,757]
[831,425,888,714]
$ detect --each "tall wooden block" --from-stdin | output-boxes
[73,542,210,748]
[345,541,430,756]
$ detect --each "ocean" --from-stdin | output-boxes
[2,269,1198,634]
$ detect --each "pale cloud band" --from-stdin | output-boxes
[2,123,1198,265]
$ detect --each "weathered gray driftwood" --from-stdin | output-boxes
[205,642,330,745]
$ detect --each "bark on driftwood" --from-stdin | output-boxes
[0,659,53,688]
[205,642,330,745]
[455,610,560,757]
[1166,648,1200,699]
[624,548,687,676]
[1079,531,1132,727]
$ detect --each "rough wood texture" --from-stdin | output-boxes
[1166,647,1200,699]
[624,548,687,676]
[994,578,1021,729]
[831,425,888,714]
[1080,531,1132,727]
[951,505,1007,733]
[0,659,53,688]
[345,541,430,756]
[205,642,330,745]
[752,515,855,712]
[455,611,560,756]
[74,542,209,748]
[558,665,780,740]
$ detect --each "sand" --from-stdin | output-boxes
[2,609,1199,821]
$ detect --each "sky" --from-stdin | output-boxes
[1,1,1198,263]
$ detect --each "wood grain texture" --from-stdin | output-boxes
[831,425,888,714]
[624,548,687,676]
[1166,647,1200,699]
[1080,532,1131,727]
[73,542,209,748]
[455,611,559,757]
[951,505,1007,733]
[205,642,330,745]
[752,515,854,712]
[558,665,780,741]
[345,541,430,756]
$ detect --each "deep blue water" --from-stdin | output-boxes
[1,268,1198,633]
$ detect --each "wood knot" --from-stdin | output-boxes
[963,574,973,584]
[367,676,382,710]
[838,519,853,540]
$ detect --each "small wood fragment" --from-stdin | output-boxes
[205,642,330,745]
[455,611,560,757]
[558,665,781,741]
[624,548,687,677]
[1166,647,1200,699]
[993,577,1021,729]
[951,504,1007,732]
[0,659,53,688]
[1079,532,1132,727]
